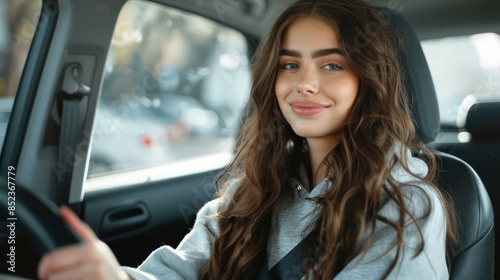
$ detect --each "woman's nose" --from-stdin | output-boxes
[297,66,319,95]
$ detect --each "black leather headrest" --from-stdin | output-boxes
[381,9,441,143]
[464,101,500,140]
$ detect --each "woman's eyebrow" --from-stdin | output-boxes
[312,48,343,58]
[280,49,301,57]
[279,48,344,58]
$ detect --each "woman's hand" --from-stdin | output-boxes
[37,206,132,280]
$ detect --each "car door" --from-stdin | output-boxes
[82,0,258,268]
[0,0,261,277]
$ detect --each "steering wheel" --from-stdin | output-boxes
[0,179,81,279]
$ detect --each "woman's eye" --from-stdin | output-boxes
[323,63,342,70]
[281,63,299,70]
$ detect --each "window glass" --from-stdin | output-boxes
[0,0,41,153]
[421,33,500,126]
[87,1,250,180]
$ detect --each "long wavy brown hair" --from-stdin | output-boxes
[201,0,458,279]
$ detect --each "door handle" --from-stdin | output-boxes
[100,202,150,237]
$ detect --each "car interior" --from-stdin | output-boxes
[0,0,499,279]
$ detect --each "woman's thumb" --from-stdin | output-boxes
[60,205,98,243]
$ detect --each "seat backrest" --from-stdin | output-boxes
[459,101,500,196]
[386,8,495,279]
[436,100,500,277]
[437,100,500,195]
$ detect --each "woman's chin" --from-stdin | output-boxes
[291,127,342,142]
[292,128,328,139]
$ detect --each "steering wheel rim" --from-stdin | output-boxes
[0,179,81,277]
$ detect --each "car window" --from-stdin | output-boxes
[85,0,250,189]
[421,33,500,127]
[0,0,42,154]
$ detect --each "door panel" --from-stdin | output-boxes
[85,169,221,266]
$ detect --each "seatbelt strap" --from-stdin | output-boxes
[256,233,310,280]
[268,236,309,279]
[57,98,80,206]
[56,63,90,206]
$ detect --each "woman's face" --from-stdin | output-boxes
[275,17,359,141]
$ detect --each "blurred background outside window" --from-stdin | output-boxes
[86,1,251,179]
[422,33,500,128]
[0,0,41,153]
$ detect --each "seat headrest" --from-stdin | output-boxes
[381,9,441,143]
[464,101,500,140]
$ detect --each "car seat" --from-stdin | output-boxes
[388,8,495,279]
[436,99,500,276]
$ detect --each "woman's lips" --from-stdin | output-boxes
[290,101,329,116]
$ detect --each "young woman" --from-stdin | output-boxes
[38,0,457,279]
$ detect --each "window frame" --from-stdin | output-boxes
[0,0,58,178]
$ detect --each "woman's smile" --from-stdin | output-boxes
[290,100,330,116]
